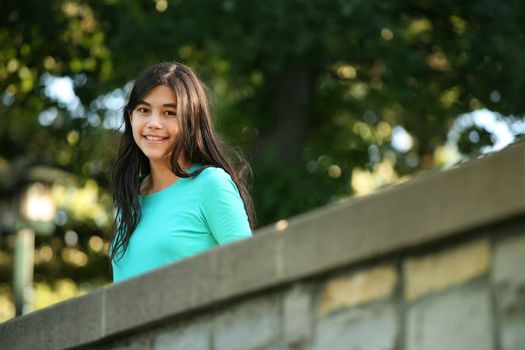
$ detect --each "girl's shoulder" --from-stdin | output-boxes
[193,165,233,186]
[196,165,229,178]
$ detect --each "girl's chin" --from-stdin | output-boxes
[144,153,171,162]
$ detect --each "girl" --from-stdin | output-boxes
[110,62,254,282]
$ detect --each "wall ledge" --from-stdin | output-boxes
[1,141,524,349]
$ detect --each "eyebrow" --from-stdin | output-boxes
[137,100,177,108]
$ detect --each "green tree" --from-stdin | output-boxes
[1,0,524,312]
[95,0,525,221]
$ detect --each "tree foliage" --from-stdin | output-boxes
[85,0,524,221]
[1,0,524,296]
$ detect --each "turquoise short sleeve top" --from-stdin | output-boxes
[111,165,252,282]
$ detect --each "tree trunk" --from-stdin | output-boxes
[254,66,315,165]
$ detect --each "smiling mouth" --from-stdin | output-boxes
[144,135,168,143]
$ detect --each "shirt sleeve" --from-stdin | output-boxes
[199,168,252,244]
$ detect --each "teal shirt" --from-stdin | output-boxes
[111,165,252,282]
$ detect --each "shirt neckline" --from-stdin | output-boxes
[139,163,202,199]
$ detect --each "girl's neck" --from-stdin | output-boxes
[143,158,193,195]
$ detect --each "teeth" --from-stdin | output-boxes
[145,136,166,141]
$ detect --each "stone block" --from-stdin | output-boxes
[283,284,312,347]
[154,318,211,350]
[406,283,493,350]
[404,239,490,300]
[319,264,397,316]
[493,233,525,350]
[0,288,104,350]
[105,232,281,338]
[313,301,398,350]
[105,251,216,336]
[212,232,281,301]
[99,334,153,350]
[213,295,281,350]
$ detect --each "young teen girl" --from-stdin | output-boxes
[110,62,254,282]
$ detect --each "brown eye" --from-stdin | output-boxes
[164,110,176,117]
[137,107,149,113]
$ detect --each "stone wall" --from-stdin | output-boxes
[1,141,524,350]
[92,223,525,350]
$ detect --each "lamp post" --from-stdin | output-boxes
[14,181,56,316]
[0,159,71,317]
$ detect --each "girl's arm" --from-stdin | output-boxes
[199,168,252,244]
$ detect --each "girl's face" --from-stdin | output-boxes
[130,85,180,166]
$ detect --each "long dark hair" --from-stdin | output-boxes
[110,62,255,265]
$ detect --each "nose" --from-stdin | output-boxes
[146,110,163,129]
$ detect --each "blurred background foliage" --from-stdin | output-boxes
[1,0,524,321]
